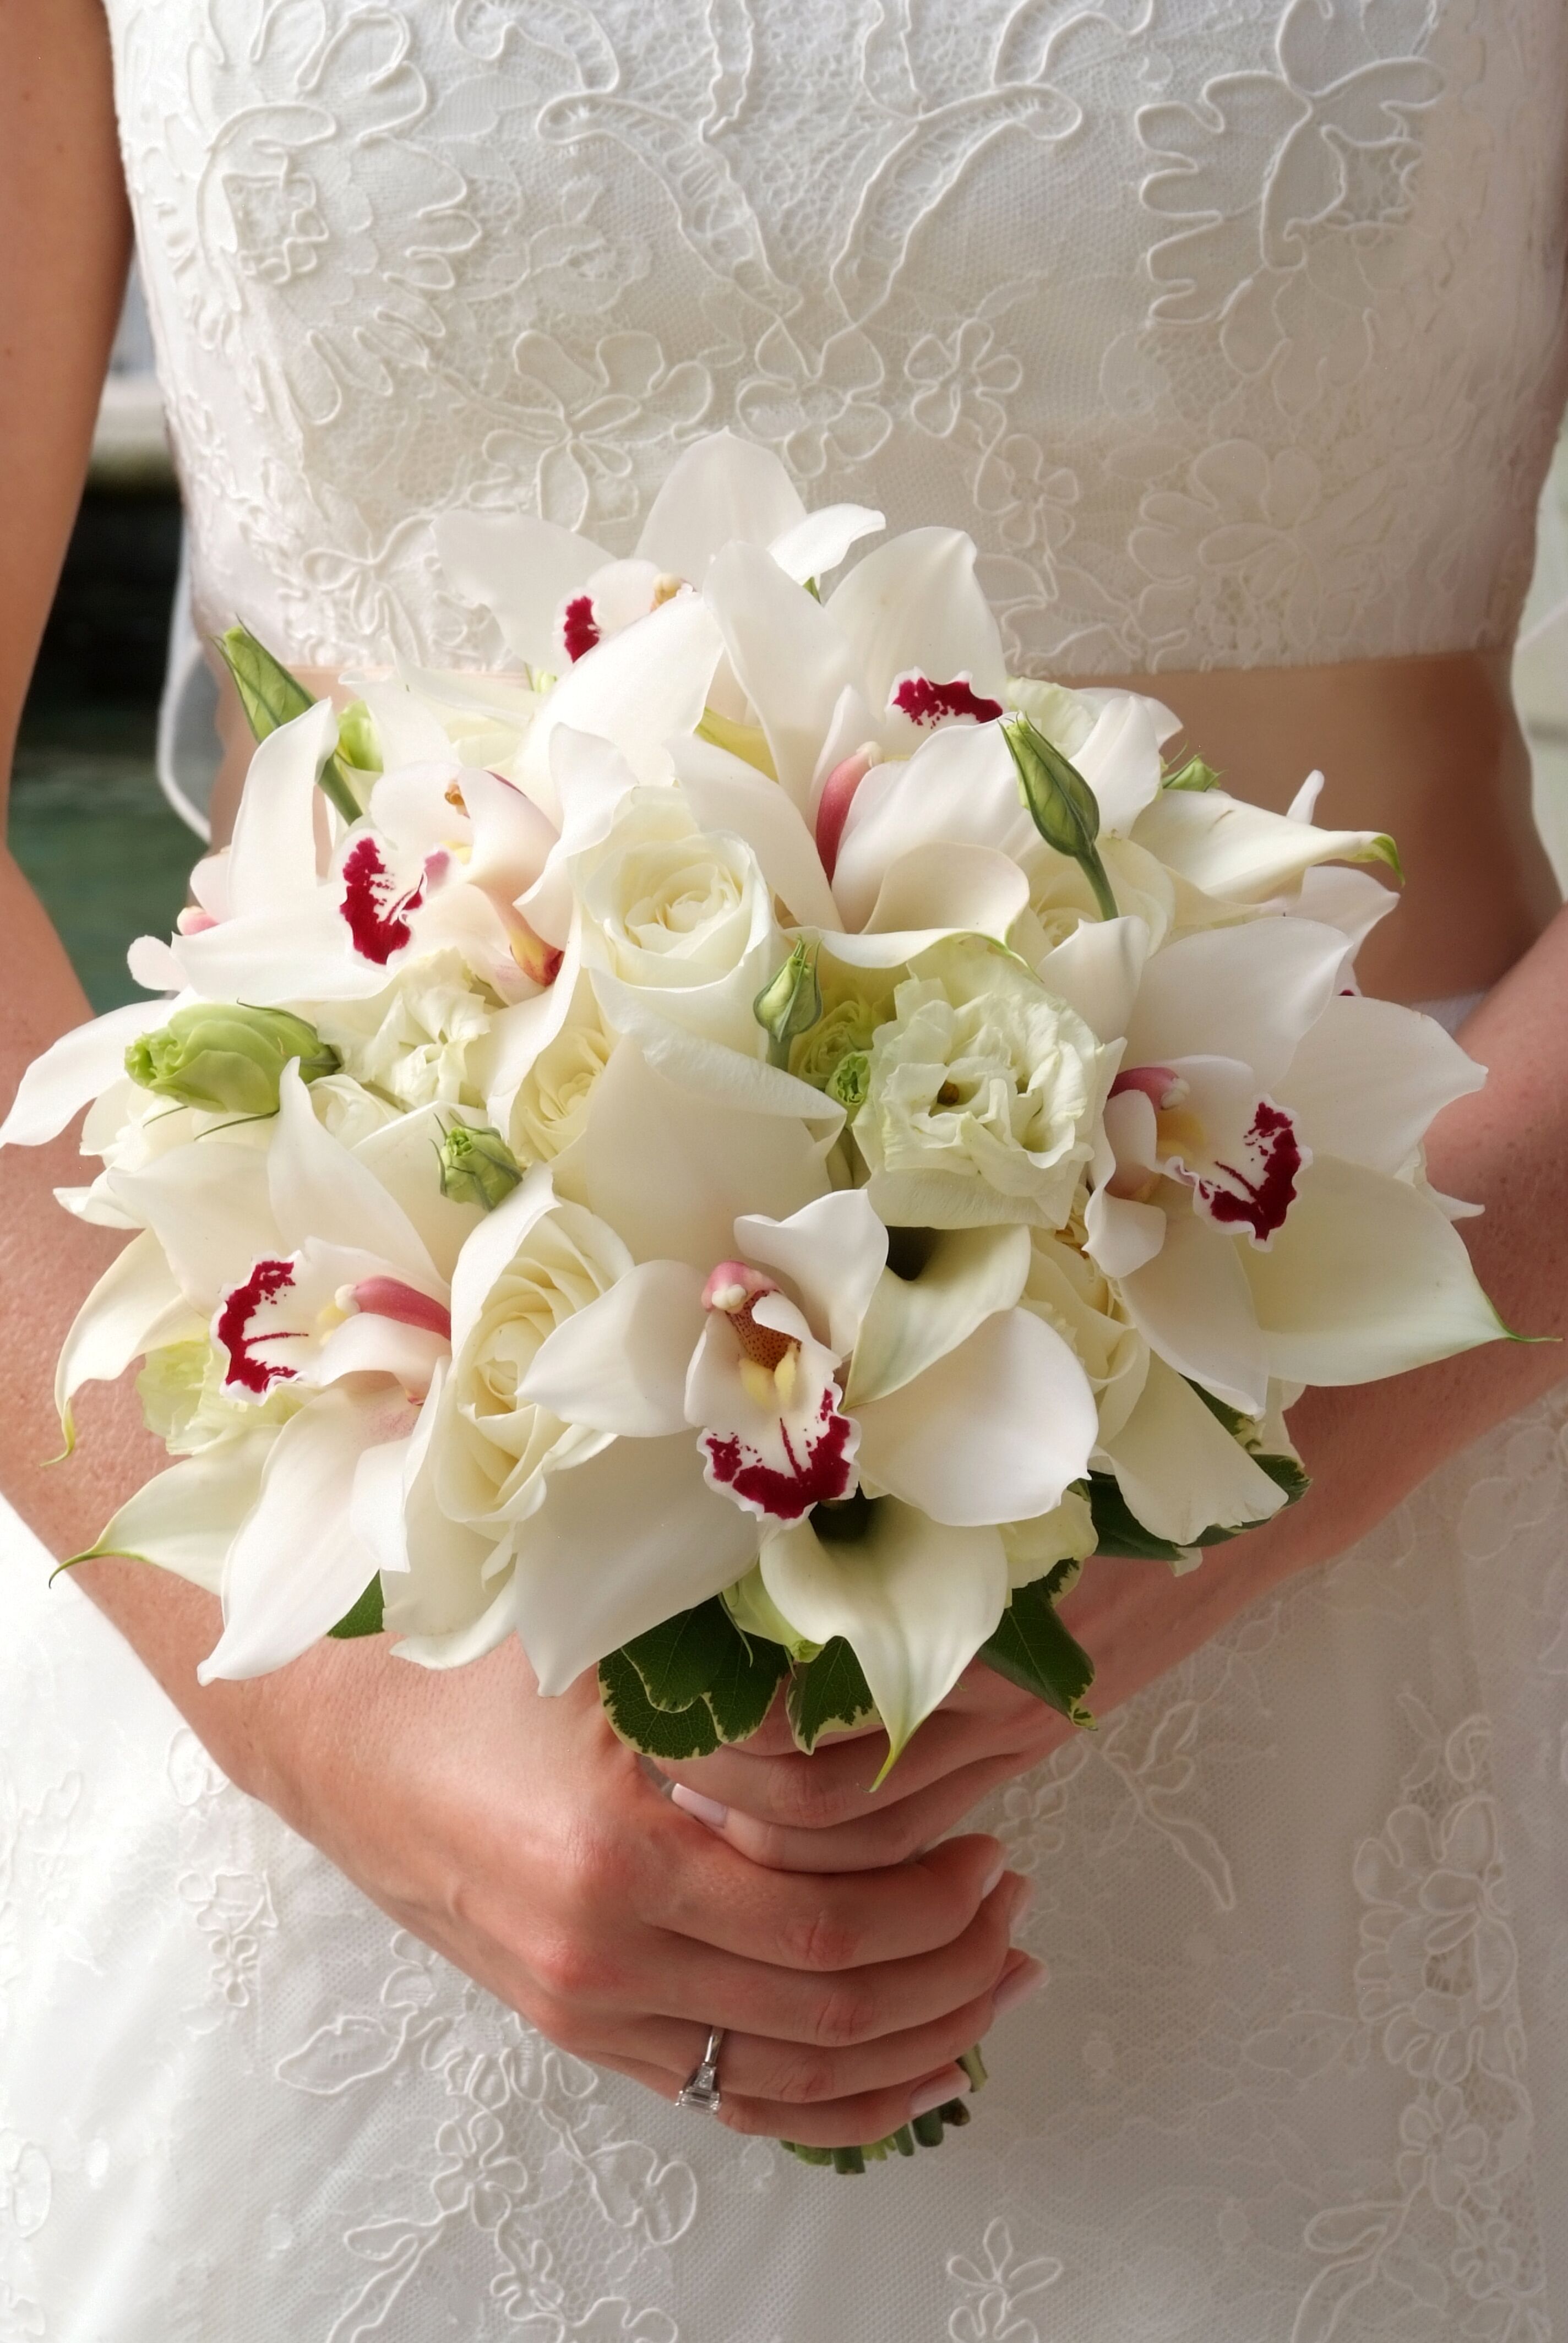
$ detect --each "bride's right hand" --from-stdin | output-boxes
[78,1561,1035,2150]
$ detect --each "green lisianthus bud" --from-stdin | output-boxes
[1001,712,1118,921]
[753,939,823,1069]
[826,1050,870,1112]
[336,699,383,775]
[437,1122,524,1211]
[125,1004,340,1116]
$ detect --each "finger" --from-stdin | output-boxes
[638,1871,1028,2047]
[585,2049,980,2154]
[674,1751,1033,1873]
[646,1819,1006,1961]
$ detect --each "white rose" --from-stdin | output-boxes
[1021,1227,1148,1445]
[507,978,615,1194]
[854,936,1110,1229]
[577,788,781,1050]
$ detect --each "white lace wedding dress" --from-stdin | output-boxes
[4,2,1568,2335]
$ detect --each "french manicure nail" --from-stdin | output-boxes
[910,2066,970,2119]
[993,1957,1048,2018]
[671,1784,729,1830]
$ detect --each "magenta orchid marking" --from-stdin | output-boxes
[340,837,425,965]
[560,593,600,663]
[1191,1102,1304,1244]
[889,672,1005,728]
[348,1278,453,1341]
[703,1397,857,1522]
[215,1258,303,1395]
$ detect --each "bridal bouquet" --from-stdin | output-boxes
[4,433,1504,2167]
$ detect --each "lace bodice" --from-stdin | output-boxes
[104,0,1568,679]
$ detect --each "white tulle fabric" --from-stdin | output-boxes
[5,1,1568,2334]
[103,0,1568,676]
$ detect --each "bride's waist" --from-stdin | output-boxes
[231,646,1560,1006]
[1080,647,1560,1004]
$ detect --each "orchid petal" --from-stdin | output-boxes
[824,527,1006,712]
[110,1144,279,1311]
[1036,915,1149,1041]
[705,540,861,811]
[847,1225,1030,1406]
[637,432,806,580]
[1074,693,1163,835]
[356,679,458,769]
[522,1259,706,1435]
[734,1191,888,1358]
[1289,863,1398,952]
[55,1229,194,1442]
[1134,786,1399,902]
[1084,1184,1167,1278]
[349,1380,440,1579]
[173,897,393,1004]
[1118,1200,1271,1416]
[75,1430,278,1595]
[509,1434,760,1692]
[0,998,178,1149]
[830,722,1027,931]
[315,1310,449,1395]
[760,1502,1008,1763]
[434,509,606,670]
[768,504,885,584]
[1125,919,1349,1089]
[127,935,185,992]
[271,1062,439,1292]
[226,699,337,918]
[521,592,722,820]
[1242,1154,1506,1385]
[861,842,1029,944]
[856,1306,1097,1526]
[353,1105,483,1283]
[671,739,842,930]
[584,1042,830,1269]
[1099,1354,1286,1546]
[1275,995,1486,1174]
[198,1385,418,1681]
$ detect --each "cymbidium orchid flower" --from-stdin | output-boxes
[434,431,883,674]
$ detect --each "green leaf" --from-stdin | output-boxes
[597,1647,722,1759]
[980,1578,1096,1727]
[786,1636,876,1754]
[1185,1380,1252,1440]
[1162,753,1221,792]
[329,1576,385,1639]
[705,1630,788,1743]
[1086,1470,1190,1562]
[621,1598,742,1713]
[1256,1453,1310,1506]
[213,622,366,823]
[1001,712,1118,920]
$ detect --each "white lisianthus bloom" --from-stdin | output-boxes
[317,948,500,1113]
[575,789,783,1053]
[853,937,1111,1230]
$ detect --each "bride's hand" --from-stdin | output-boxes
[75,1561,1036,2149]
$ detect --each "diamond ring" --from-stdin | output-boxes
[676,2026,726,2115]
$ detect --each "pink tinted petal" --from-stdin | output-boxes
[813,745,880,881]
[350,1278,453,1341]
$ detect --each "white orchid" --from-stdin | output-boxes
[434,431,883,675]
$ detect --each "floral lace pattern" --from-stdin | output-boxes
[103,0,1568,674]
[5,1383,1567,2337]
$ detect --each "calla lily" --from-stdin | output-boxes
[434,431,883,674]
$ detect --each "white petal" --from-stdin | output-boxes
[831,723,1027,931]
[584,1041,830,1268]
[1036,916,1150,1041]
[1287,770,1325,824]
[55,1229,192,1440]
[198,1385,416,1681]
[356,679,458,770]
[110,1143,279,1312]
[521,1259,706,1434]
[824,527,1006,711]
[127,935,185,991]
[1242,1154,1505,1385]
[434,509,606,669]
[1074,693,1163,835]
[1100,1354,1286,1546]
[352,1105,483,1284]
[735,1190,888,1357]
[1,998,178,1149]
[760,1502,1008,1761]
[1289,863,1398,952]
[1276,994,1486,1174]
[510,1434,760,1692]
[847,1225,1030,1406]
[77,1431,278,1595]
[447,1164,567,1356]
[270,1062,440,1292]
[226,698,337,919]
[1126,919,1349,1090]
[857,1306,1097,1525]
[1134,786,1398,902]
[768,504,885,584]
[1118,1200,1271,1416]
[671,739,842,930]
[859,841,1029,944]
[172,897,390,1004]
[521,592,722,820]
[637,432,805,580]
[705,539,860,811]
[1084,1184,1167,1279]
[349,1406,431,1581]
[314,1311,449,1394]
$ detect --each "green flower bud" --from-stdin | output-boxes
[753,939,823,1069]
[825,1050,870,1113]
[437,1122,524,1211]
[1001,711,1118,921]
[336,699,383,775]
[125,1004,340,1116]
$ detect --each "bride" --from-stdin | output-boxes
[4,1,1567,2334]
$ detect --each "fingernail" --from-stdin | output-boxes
[981,1845,1006,1897]
[1008,1875,1036,1924]
[993,1956,1048,2018]
[671,1784,729,1831]
[910,2065,970,2119]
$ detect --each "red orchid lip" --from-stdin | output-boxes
[560,592,600,663]
[889,672,1005,727]
[215,1257,303,1395]
[340,837,424,965]
[702,1389,857,1522]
